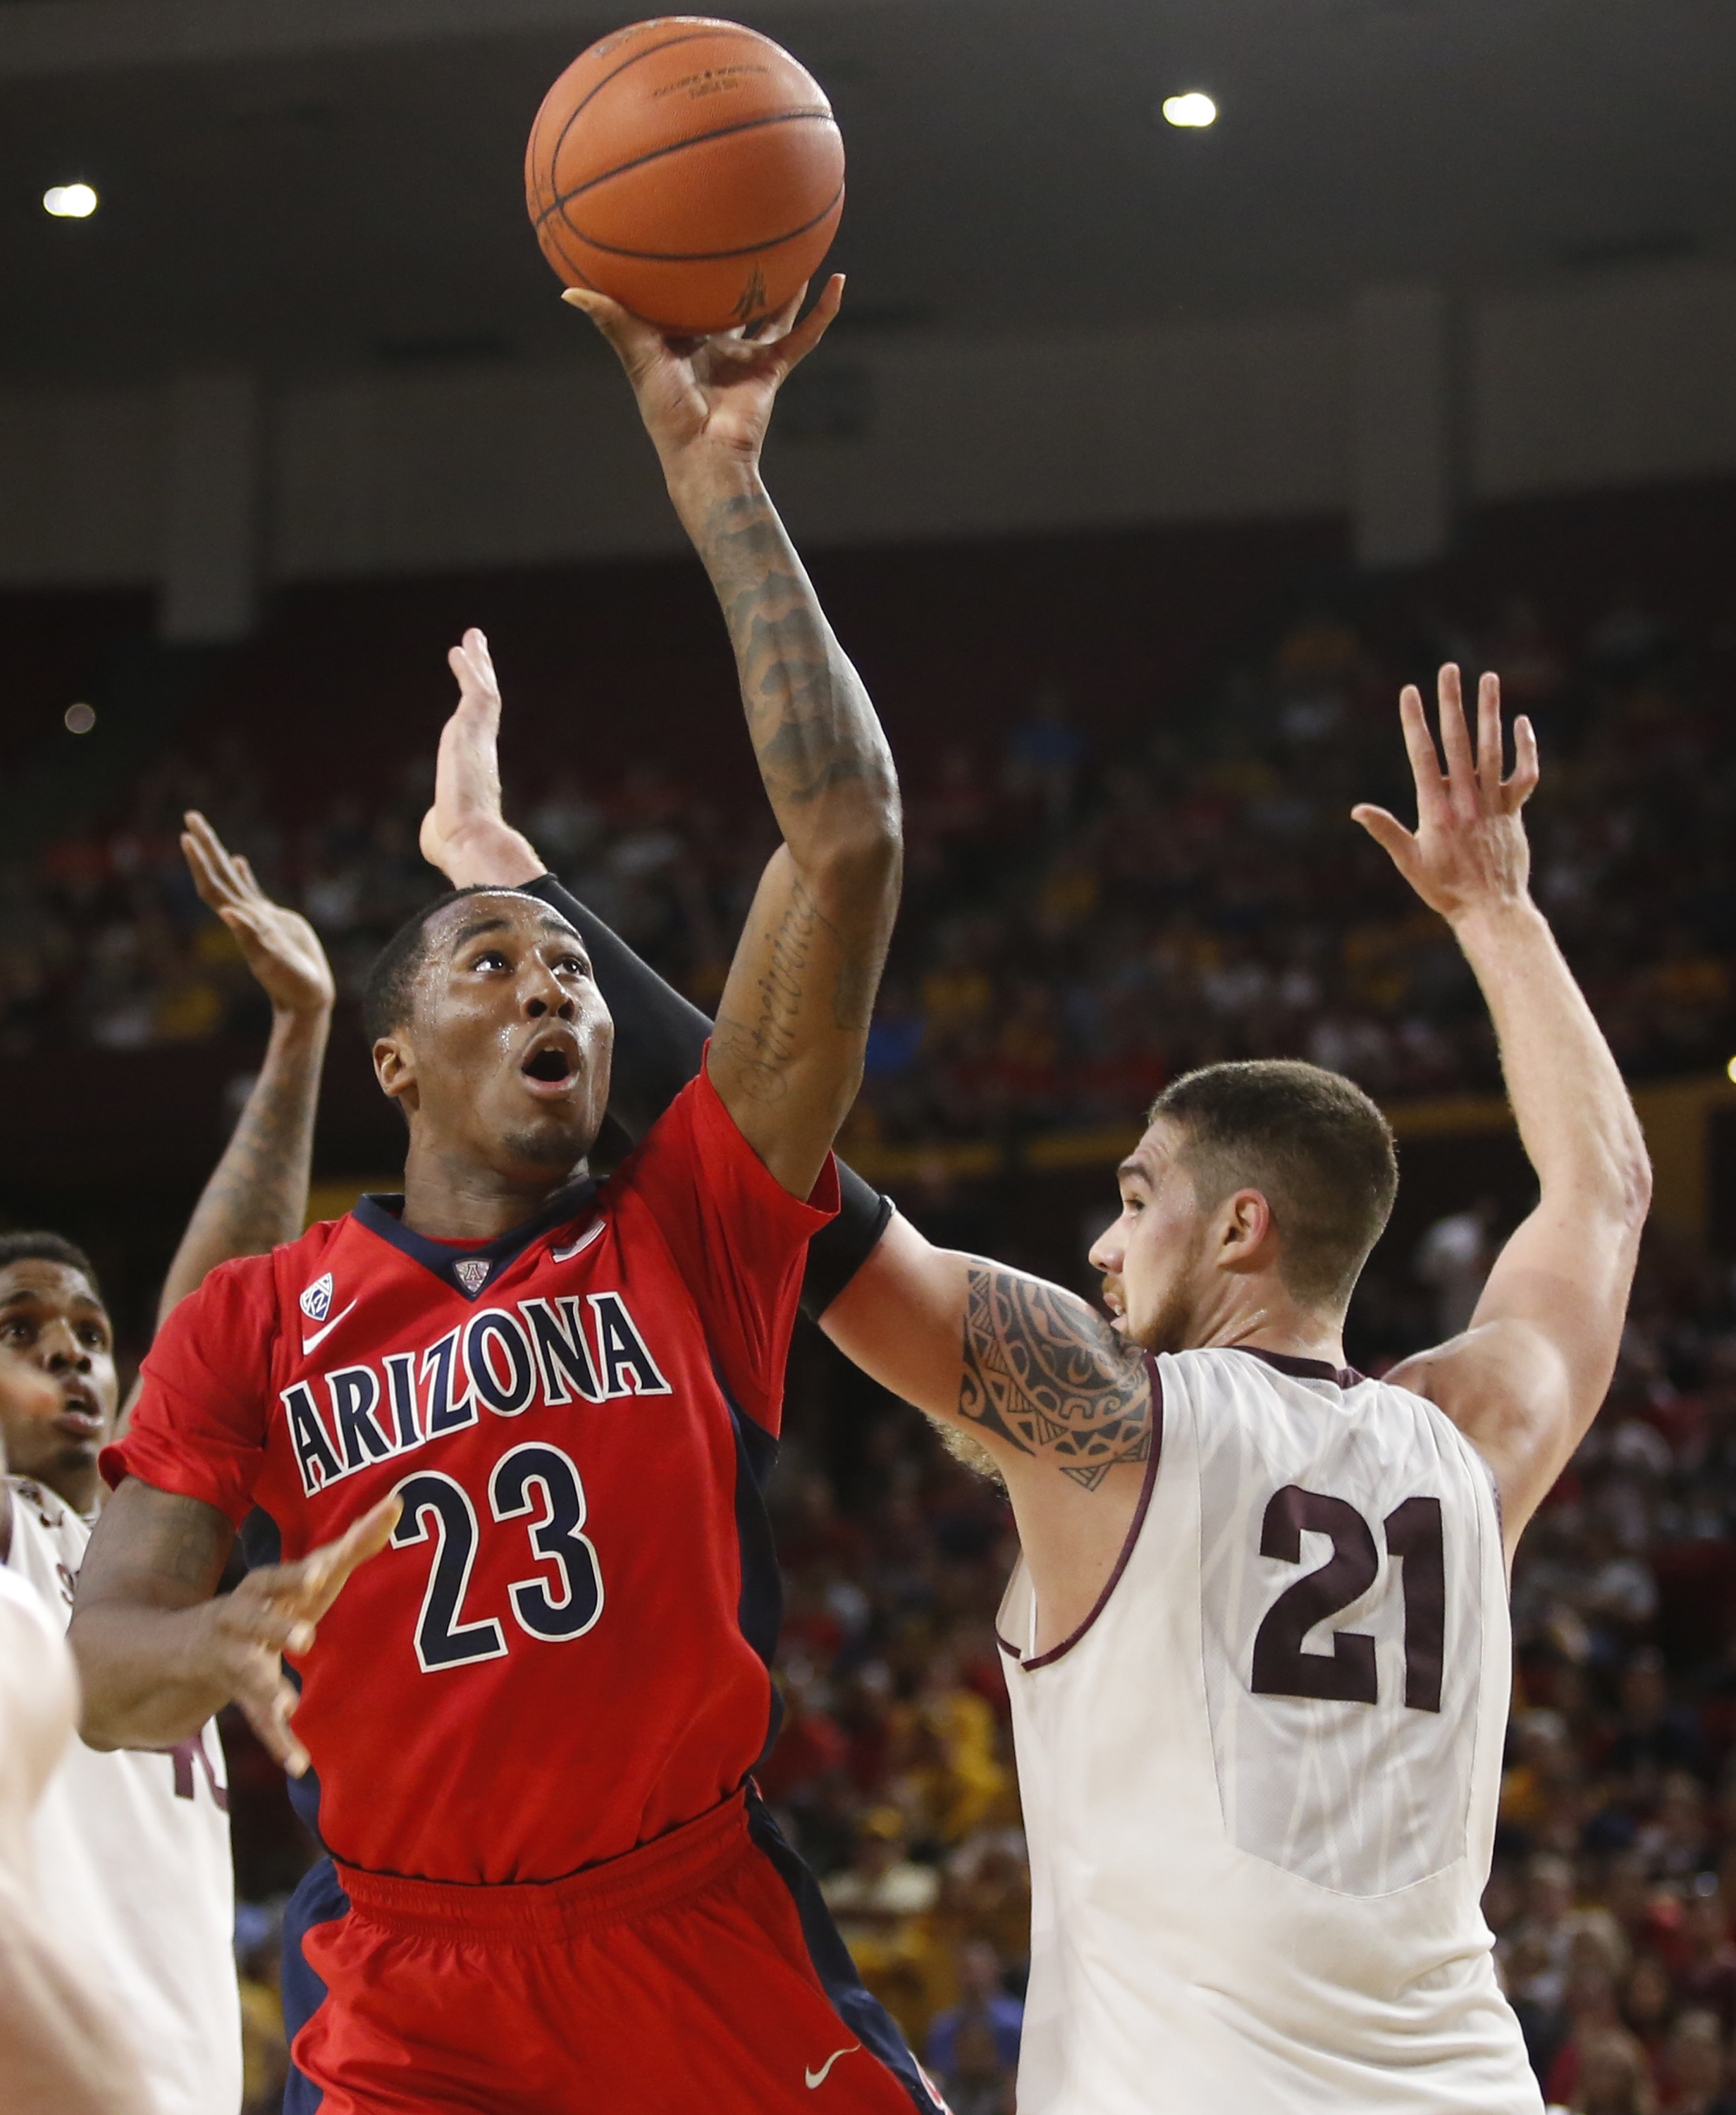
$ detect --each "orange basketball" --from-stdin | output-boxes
[525,18,844,337]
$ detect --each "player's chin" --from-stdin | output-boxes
[499,1108,600,1172]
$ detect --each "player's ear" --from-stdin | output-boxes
[372,1034,420,1115]
[1217,1189,1277,1274]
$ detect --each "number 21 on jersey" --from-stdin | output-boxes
[1250,1485,1443,1712]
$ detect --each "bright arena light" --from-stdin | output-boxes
[64,702,96,735]
[1727,1055,1736,1086]
[43,183,98,219]
[1162,92,1218,129]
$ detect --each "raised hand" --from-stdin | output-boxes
[1351,664,1539,928]
[419,627,543,890]
[192,1495,400,1775]
[181,813,335,1019]
[562,274,844,484]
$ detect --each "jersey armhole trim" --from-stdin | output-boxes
[1005,1355,1164,1673]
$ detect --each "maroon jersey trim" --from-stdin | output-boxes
[997,1354,1164,1672]
[1228,1344,1367,1390]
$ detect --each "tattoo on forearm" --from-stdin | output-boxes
[713,872,823,1098]
[695,488,896,1036]
[959,1267,1152,1491]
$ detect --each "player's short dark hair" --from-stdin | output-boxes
[0,1231,104,1306]
[1150,1060,1398,1313]
[362,885,522,1046]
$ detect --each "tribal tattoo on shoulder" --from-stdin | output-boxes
[958,1266,1152,1491]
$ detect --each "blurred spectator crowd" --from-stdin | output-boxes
[1471,1220,1736,2115]
[4,587,1735,1144]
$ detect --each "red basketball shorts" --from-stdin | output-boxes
[288,1789,949,2114]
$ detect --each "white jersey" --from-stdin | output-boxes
[999,1346,1541,2115]
[0,1560,75,1882]
[5,1476,242,2115]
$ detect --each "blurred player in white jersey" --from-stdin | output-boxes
[451,665,1648,2111]
[0,1370,149,2115]
[1,816,335,2115]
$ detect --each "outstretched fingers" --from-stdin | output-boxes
[774,274,844,374]
[1349,799,1418,873]
[181,811,256,916]
[292,1495,402,1623]
[1475,670,1506,809]
[691,274,843,374]
[1396,684,1450,828]
[1434,663,1479,807]
[446,628,502,730]
[1508,712,1541,810]
[234,1653,313,1776]
[560,286,665,382]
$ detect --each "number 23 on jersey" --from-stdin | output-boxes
[390,1440,604,1673]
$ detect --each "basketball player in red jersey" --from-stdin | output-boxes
[69,278,945,2115]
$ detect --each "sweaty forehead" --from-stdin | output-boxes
[0,1258,106,1320]
[423,893,581,962]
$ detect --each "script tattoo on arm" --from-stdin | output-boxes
[959,1265,1153,1492]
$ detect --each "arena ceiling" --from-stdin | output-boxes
[0,0,1731,387]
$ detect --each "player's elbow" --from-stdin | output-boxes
[818,773,902,868]
[1579,1130,1651,1246]
[1609,1121,1653,1232]
[63,1622,114,1746]
[806,797,903,909]
[1624,1140,1654,1227]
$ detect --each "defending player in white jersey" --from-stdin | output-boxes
[441,663,1648,2111]
[818,668,1647,2111]
[0,1380,149,2115]
[1,816,338,2115]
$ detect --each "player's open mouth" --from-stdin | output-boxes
[519,1029,581,1096]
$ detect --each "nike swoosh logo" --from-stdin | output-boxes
[551,1219,605,1263]
[301,1299,359,1356]
[805,2046,861,2090]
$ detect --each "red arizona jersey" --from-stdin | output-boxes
[106,1073,837,1885]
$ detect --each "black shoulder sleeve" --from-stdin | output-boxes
[521,873,890,1320]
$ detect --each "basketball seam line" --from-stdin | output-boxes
[538,29,744,209]
[538,215,601,290]
[537,107,838,230]
[550,180,844,264]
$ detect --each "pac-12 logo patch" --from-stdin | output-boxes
[454,1258,492,1295]
[300,1272,333,1324]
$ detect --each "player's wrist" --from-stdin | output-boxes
[436,823,545,891]
[1446,888,1548,969]
[1447,892,1544,950]
[664,452,763,527]
[269,991,335,1032]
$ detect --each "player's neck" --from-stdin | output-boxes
[1183,1277,1346,1369]
[398,1148,587,1242]
[40,1461,99,1519]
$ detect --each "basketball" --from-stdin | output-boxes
[525,18,845,337]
